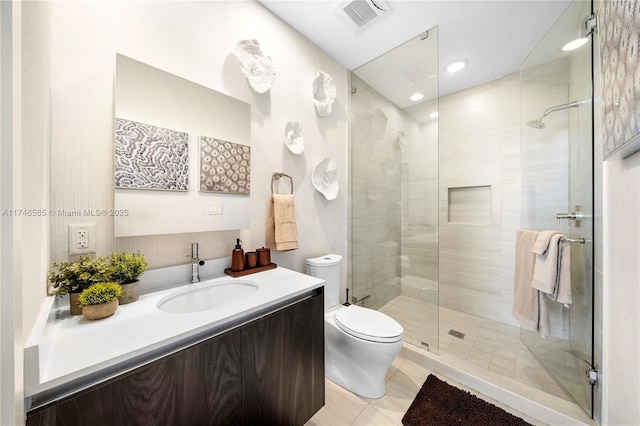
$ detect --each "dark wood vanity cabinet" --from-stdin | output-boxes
[242,290,324,425]
[29,328,243,426]
[27,290,324,426]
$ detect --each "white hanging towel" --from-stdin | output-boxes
[511,229,540,331]
[531,231,572,305]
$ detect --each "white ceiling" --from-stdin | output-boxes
[258,0,572,96]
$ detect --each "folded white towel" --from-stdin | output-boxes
[531,232,572,304]
[531,230,562,255]
[555,240,572,304]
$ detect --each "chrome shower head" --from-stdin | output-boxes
[526,100,586,130]
[527,120,545,129]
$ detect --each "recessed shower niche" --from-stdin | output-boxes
[114,54,251,237]
[447,185,492,225]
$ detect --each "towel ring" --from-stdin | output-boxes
[271,172,293,194]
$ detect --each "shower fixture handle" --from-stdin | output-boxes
[556,209,584,225]
[556,212,577,224]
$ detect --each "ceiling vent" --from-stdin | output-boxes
[332,0,392,33]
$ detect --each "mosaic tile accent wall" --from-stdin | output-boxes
[600,0,640,157]
[115,117,189,191]
[200,136,251,194]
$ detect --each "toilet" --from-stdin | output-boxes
[306,254,403,399]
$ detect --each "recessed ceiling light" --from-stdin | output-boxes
[562,37,588,51]
[446,60,466,73]
[429,112,439,119]
[410,92,424,101]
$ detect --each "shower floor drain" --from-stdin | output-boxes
[448,329,465,339]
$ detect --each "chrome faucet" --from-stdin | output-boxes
[189,243,205,283]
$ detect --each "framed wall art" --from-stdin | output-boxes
[200,136,251,194]
[115,117,189,191]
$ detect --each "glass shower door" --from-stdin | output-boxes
[350,28,439,353]
[519,0,594,417]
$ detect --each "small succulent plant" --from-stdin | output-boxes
[48,255,111,296]
[78,282,122,306]
[109,252,148,285]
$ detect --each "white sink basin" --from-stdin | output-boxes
[157,279,259,314]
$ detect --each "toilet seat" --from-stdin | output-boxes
[335,305,403,343]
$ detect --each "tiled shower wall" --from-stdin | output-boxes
[439,67,574,328]
[439,73,527,326]
[353,69,571,328]
[519,58,572,337]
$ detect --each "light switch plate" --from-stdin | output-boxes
[207,204,223,215]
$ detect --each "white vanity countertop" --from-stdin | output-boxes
[26,266,324,404]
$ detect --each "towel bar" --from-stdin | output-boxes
[560,237,588,244]
[271,172,293,194]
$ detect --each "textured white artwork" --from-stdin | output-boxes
[312,71,337,116]
[312,157,339,200]
[115,118,189,191]
[284,121,305,154]
[234,39,276,94]
[600,0,640,157]
[200,136,251,194]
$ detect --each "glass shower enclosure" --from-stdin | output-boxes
[519,0,595,416]
[350,0,596,418]
[350,28,440,353]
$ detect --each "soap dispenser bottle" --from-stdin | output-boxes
[231,239,245,272]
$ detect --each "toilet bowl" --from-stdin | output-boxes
[306,254,403,399]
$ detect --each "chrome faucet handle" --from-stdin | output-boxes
[189,243,204,283]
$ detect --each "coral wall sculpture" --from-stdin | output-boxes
[312,157,339,200]
[200,136,251,194]
[284,121,305,154]
[312,71,337,117]
[115,118,189,191]
[234,39,276,94]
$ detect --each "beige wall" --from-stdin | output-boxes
[603,157,640,425]
[22,0,348,340]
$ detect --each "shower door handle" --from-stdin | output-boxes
[556,212,583,225]
[556,205,584,225]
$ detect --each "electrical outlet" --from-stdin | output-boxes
[68,223,96,255]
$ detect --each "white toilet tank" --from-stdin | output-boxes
[306,254,342,310]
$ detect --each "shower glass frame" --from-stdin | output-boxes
[349,27,440,354]
[519,0,595,417]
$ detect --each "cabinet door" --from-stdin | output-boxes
[181,327,242,425]
[55,328,242,426]
[25,403,56,426]
[242,292,324,426]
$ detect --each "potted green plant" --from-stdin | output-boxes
[78,282,122,320]
[108,252,148,304]
[48,255,111,315]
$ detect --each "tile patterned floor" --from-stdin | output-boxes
[306,293,594,425]
[305,353,545,426]
[379,295,572,402]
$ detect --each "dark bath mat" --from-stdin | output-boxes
[402,374,533,426]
